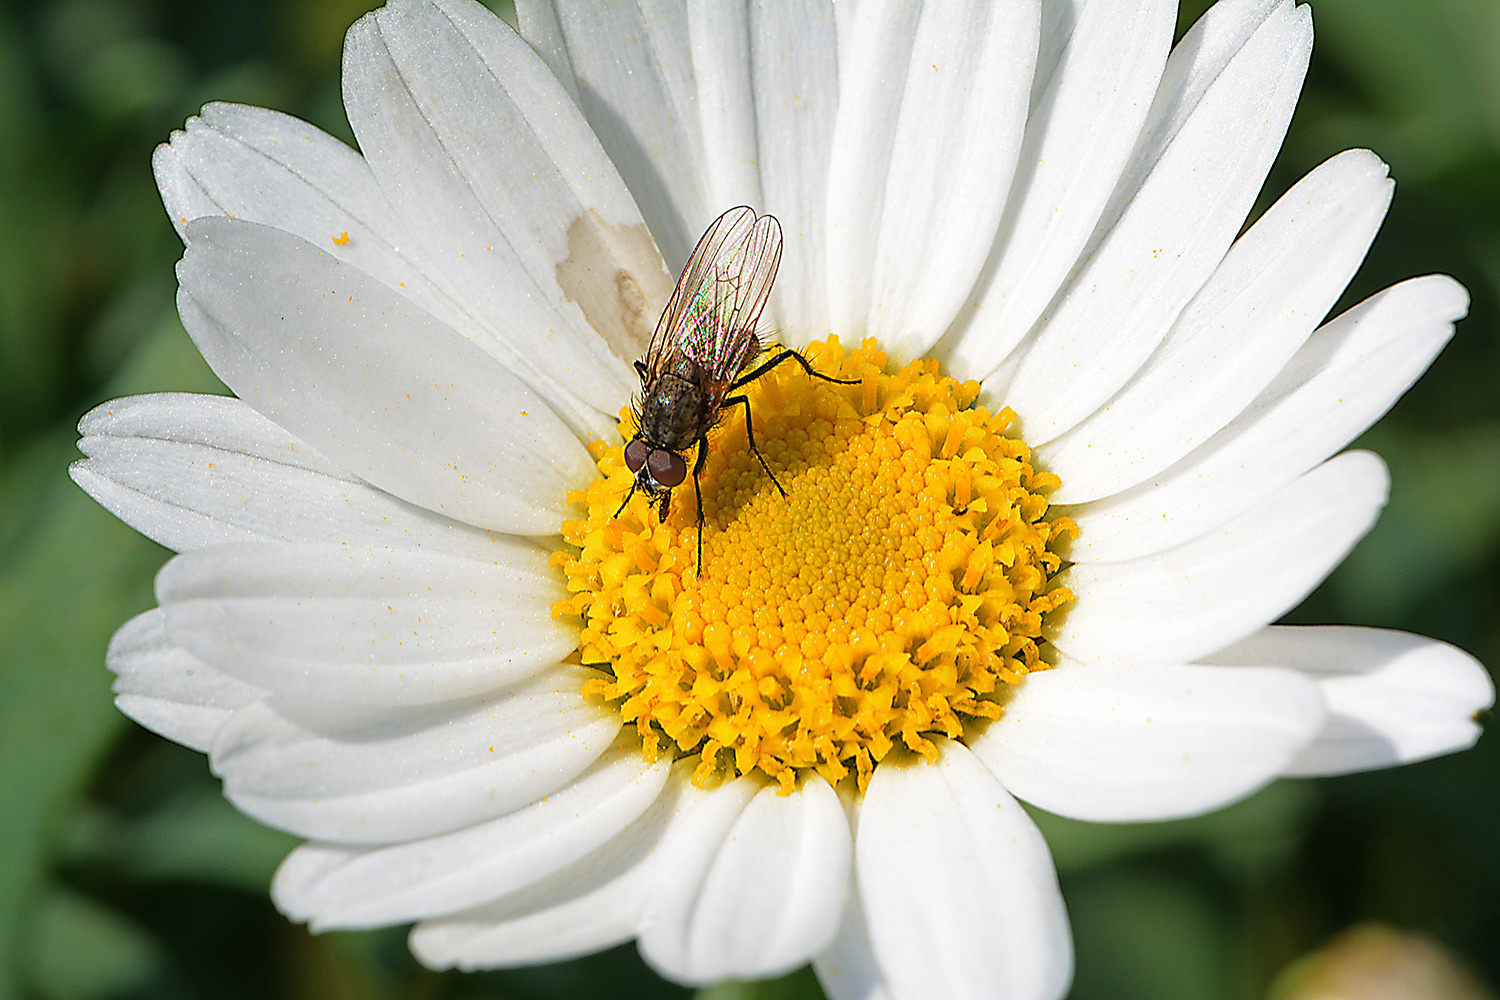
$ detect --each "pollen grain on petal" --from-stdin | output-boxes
[553,337,1074,793]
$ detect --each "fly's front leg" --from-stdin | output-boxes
[730,348,862,392]
[613,478,639,519]
[722,395,786,497]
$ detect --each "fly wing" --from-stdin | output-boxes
[642,207,783,397]
[699,213,782,380]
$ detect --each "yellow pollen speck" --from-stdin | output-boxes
[553,337,1074,794]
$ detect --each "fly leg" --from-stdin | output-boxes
[722,394,786,498]
[730,348,862,392]
[652,491,672,523]
[691,436,709,574]
[613,478,639,519]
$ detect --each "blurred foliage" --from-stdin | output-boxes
[0,0,1495,998]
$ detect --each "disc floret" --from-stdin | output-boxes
[554,338,1075,792]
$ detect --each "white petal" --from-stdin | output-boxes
[211,665,618,843]
[970,662,1324,821]
[689,0,840,340]
[155,541,571,704]
[424,0,676,352]
[814,895,894,1000]
[72,393,512,557]
[685,775,851,980]
[272,742,670,929]
[939,0,1176,379]
[751,0,840,341]
[1041,148,1394,504]
[155,102,391,246]
[823,0,933,327]
[687,4,763,216]
[827,0,1041,358]
[1005,0,1312,440]
[509,0,579,101]
[344,0,673,441]
[176,217,593,535]
[517,0,706,271]
[1204,626,1495,776]
[1064,275,1467,562]
[108,609,262,753]
[152,103,489,350]
[636,775,757,974]
[857,739,1072,1000]
[520,1,841,339]
[1054,450,1389,665]
[153,132,221,234]
[639,775,851,985]
[409,761,693,970]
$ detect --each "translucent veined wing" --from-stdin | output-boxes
[642,207,783,394]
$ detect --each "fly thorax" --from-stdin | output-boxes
[640,377,707,453]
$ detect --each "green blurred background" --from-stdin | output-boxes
[0,0,1496,997]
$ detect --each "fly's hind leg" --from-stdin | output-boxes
[730,348,862,392]
[722,394,786,498]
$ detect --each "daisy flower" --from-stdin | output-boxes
[73,0,1493,997]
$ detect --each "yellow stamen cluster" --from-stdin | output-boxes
[553,337,1074,792]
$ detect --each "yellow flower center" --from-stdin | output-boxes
[553,337,1074,793]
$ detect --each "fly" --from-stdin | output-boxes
[617,206,858,573]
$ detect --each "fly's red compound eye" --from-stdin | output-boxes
[623,438,650,473]
[648,449,687,487]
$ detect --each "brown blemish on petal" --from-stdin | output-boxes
[557,210,674,366]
